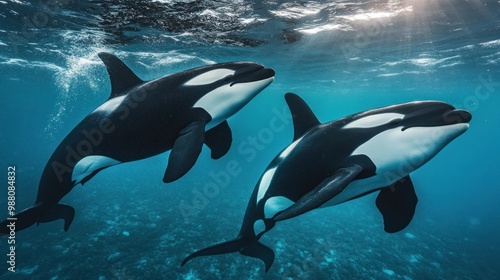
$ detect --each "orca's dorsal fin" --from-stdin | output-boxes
[285,93,320,141]
[98,52,144,98]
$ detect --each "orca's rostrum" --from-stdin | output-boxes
[182,93,471,271]
[0,53,275,236]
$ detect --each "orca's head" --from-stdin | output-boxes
[184,62,275,128]
[344,101,471,181]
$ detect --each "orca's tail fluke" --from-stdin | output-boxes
[0,203,75,237]
[239,240,275,272]
[182,237,275,272]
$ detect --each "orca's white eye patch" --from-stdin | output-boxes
[343,113,404,129]
[184,69,235,86]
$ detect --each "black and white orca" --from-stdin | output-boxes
[182,93,471,271]
[0,53,275,236]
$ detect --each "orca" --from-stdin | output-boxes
[0,53,275,236]
[182,93,471,271]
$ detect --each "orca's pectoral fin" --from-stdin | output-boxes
[39,204,76,232]
[205,120,232,159]
[163,120,206,183]
[274,164,364,221]
[240,241,275,272]
[376,175,418,233]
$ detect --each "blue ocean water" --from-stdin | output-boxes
[0,0,499,279]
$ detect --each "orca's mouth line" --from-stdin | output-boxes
[230,66,275,87]
[401,109,472,131]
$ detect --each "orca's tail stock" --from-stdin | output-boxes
[182,236,275,272]
[0,203,75,236]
